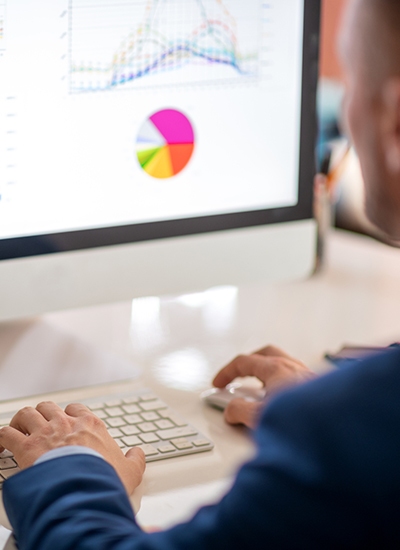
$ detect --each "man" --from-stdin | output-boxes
[2,0,400,547]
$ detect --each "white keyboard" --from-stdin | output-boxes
[0,388,214,490]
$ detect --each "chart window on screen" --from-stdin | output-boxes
[0,0,320,320]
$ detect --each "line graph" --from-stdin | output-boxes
[68,0,262,93]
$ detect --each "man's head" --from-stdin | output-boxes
[339,0,400,241]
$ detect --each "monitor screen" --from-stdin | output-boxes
[0,0,319,321]
[0,0,317,260]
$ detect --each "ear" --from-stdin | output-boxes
[382,79,400,174]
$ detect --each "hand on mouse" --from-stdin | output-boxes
[213,345,316,429]
[0,401,145,496]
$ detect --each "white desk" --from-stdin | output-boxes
[1,229,400,545]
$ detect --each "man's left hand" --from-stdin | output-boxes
[0,401,145,495]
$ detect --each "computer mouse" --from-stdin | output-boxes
[200,383,266,411]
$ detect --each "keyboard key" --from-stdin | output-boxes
[139,433,159,444]
[158,411,187,426]
[137,422,157,433]
[155,420,174,430]
[193,439,211,447]
[157,426,197,441]
[105,407,124,417]
[0,450,13,459]
[122,404,141,415]
[124,414,142,424]
[121,425,140,436]
[158,444,175,454]
[139,400,166,411]
[167,414,187,427]
[139,393,158,402]
[105,399,122,407]
[171,438,193,450]
[107,428,123,438]
[123,396,140,404]
[87,403,104,411]
[0,468,20,479]
[106,417,126,428]
[0,458,17,470]
[122,435,141,447]
[137,444,158,457]
[169,413,187,426]
[141,412,160,422]
[114,439,125,448]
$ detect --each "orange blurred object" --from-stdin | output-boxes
[320,0,348,81]
[326,145,351,194]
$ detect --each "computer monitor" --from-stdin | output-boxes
[0,0,320,322]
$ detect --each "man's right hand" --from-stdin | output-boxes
[213,345,316,429]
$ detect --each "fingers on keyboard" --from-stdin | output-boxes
[0,391,213,476]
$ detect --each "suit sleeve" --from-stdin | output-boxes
[5,350,400,550]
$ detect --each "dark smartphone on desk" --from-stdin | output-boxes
[325,344,400,367]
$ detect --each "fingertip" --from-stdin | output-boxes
[212,376,224,388]
[64,402,91,417]
[0,425,25,452]
[125,448,146,481]
[36,400,55,408]
[212,371,231,388]
[126,446,146,465]
[0,425,13,436]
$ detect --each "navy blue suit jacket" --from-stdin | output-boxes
[4,347,400,549]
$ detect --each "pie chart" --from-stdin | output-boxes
[136,109,195,179]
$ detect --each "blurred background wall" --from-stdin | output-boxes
[320,0,347,82]
[318,0,346,154]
